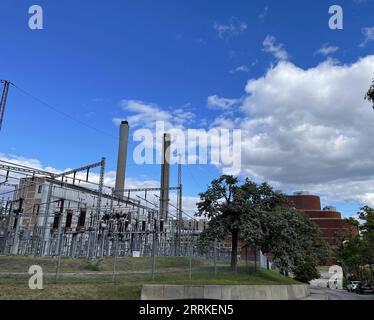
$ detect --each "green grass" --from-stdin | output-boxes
[0,255,210,273]
[317,266,331,272]
[0,256,300,300]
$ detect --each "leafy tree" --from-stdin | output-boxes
[358,206,374,235]
[197,175,324,281]
[292,253,320,283]
[345,217,360,229]
[196,175,242,273]
[365,76,374,108]
[235,179,288,271]
[336,234,364,280]
[245,207,322,278]
[358,206,374,281]
[314,238,333,266]
[336,207,374,282]
[196,176,287,273]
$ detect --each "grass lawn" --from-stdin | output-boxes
[0,256,300,300]
[317,266,331,272]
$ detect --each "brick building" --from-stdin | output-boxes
[288,192,358,245]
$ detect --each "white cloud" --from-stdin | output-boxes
[213,17,247,40]
[113,100,195,130]
[315,43,339,56]
[259,6,269,21]
[172,108,196,125]
[360,26,374,47]
[229,65,250,74]
[230,60,258,74]
[0,153,157,191]
[116,100,172,128]
[0,153,200,213]
[262,35,289,61]
[234,56,374,207]
[209,116,241,129]
[207,95,241,110]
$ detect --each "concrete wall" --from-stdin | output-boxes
[141,284,310,300]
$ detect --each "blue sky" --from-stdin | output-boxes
[1,0,374,217]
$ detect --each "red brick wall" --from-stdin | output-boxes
[306,210,341,219]
[287,194,358,245]
[288,195,322,211]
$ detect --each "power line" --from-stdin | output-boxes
[153,194,198,223]
[10,82,118,140]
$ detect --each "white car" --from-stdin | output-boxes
[347,281,361,292]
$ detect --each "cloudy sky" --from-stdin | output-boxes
[1,0,374,217]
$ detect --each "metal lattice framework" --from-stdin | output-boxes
[0,159,212,261]
[0,80,11,131]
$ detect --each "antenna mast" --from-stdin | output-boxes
[0,80,11,131]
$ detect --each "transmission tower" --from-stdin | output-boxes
[0,80,11,131]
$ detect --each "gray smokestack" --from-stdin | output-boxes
[160,133,171,221]
[115,121,130,199]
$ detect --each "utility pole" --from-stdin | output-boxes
[11,198,23,255]
[160,134,171,221]
[55,199,65,283]
[39,181,53,256]
[0,80,11,131]
[91,157,105,259]
[151,210,158,281]
[176,156,182,256]
[112,233,118,283]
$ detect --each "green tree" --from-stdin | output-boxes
[345,217,360,229]
[292,253,320,283]
[196,175,242,273]
[365,76,374,108]
[196,176,286,273]
[335,235,364,280]
[358,206,374,281]
[358,206,374,235]
[235,179,288,271]
[255,207,322,278]
[335,208,374,282]
[314,238,333,266]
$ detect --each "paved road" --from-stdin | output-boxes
[310,286,374,300]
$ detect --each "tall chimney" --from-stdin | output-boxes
[160,133,171,221]
[115,121,130,199]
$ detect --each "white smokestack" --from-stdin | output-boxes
[160,133,171,221]
[115,121,129,199]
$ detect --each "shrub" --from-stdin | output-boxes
[292,254,320,284]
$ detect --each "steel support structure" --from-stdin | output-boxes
[0,159,215,262]
[0,80,10,131]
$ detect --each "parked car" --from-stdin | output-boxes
[356,282,374,294]
[347,281,361,292]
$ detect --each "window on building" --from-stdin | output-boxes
[12,216,19,229]
[78,209,86,228]
[65,210,73,229]
[52,213,60,230]
[160,220,164,232]
[33,204,40,214]
[37,185,43,194]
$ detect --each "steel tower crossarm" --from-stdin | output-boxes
[0,80,10,131]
